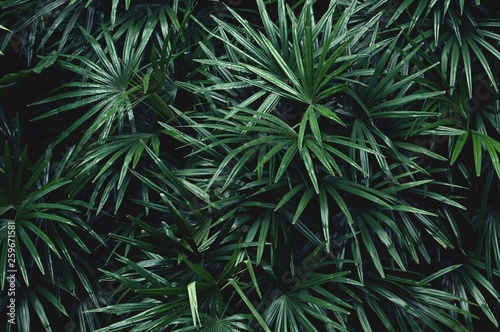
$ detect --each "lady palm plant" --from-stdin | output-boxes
[28,1,209,217]
[93,0,498,331]
[0,110,106,331]
[1,0,500,331]
[386,0,500,97]
[0,1,204,331]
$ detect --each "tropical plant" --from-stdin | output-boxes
[1,0,499,331]
[0,109,106,331]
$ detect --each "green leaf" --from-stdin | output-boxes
[184,260,216,284]
[302,147,320,194]
[228,279,271,332]
[292,188,315,223]
[471,131,483,177]
[314,104,345,126]
[187,281,201,327]
[450,131,469,165]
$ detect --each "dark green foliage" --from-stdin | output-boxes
[1,0,499,331]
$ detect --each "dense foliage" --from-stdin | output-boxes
[1,0,499,331]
